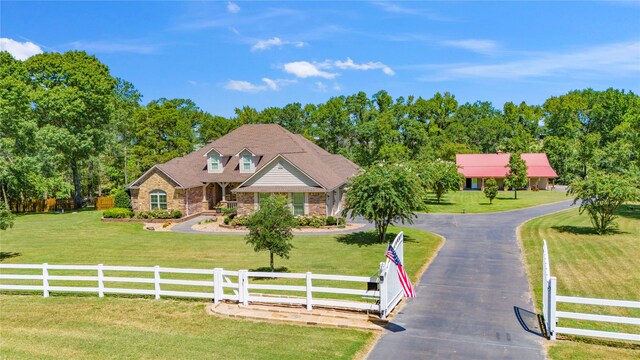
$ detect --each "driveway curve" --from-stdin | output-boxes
[368,200,574,360]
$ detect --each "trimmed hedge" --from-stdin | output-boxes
[112,189,131,209]
[136,209,182,220]
[103,208,134,219]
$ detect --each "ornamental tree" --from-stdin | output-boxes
[422,159,464,204]
[342,163,425,243]
[0,202,15,230]
[568,171,640,234]
[245,195,296,272]
[504,152,528,199]
[484,178,499,204]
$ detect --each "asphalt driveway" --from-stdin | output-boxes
[368,200,574,360]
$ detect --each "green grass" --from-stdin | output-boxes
[520,205,640,359]
[424,189,568,214]
[0,296,371,359]
[0,210,442,359]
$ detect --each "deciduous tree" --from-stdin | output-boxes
[483,178,498,204]
[421,160,464,204]
[504,152,528,199]
[245,195,296,272]
[342,163,424,243]
[568,172,640,234]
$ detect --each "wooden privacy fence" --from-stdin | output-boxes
[0,233,409,317]
[542,240,640,342]
[8,196,114,213]
[95,197,115,210]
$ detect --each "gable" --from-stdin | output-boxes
[128,166,182,188]
[243,158,320,188]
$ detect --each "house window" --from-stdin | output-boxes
[292,193,305,216]
[241,154,252,172]
[150,189,167,210]
[208,153,221,173]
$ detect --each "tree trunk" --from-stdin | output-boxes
[71,159,83,209]
[270,252,274,272]
[1,182,8,206]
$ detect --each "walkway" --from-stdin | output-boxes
[368,200,574,360]
[171,215,374,236]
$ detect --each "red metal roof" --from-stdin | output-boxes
[456,153,557,178]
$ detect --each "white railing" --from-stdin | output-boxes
[379,232,405,319]
[0,263,381,314]
[542,240,640,342]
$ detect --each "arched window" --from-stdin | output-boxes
[150,189,167,210]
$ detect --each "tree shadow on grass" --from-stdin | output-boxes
[618,204,640,220]
[336,231,416,247]
[0,252,21,262]
[249,266,289,273]
[550,225,621,236]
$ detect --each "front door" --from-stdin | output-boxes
[466,178,472,189]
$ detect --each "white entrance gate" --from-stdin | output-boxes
[378,231,405,319]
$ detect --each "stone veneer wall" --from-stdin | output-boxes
[185,186,203,216]
[130,172,185,214]
[236,192,255,216]
[308,192,326,216]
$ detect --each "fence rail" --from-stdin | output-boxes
[8,196,114,213]
[0,262,382,315]
[542,240,640,342]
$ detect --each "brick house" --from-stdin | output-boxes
[456,152,558,190]
[127,124,359,218]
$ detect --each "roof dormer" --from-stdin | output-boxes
[238,149,256,173]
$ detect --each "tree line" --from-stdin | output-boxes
[1,50,639,209]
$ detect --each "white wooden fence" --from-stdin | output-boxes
[542,240,640,342]
[0,232,408,318]
[0,263,382,313]
[379,232,405,319]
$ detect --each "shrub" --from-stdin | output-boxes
[295,215,326,228]
[231,215,251,227]
[223,217,231,225]
[162,221,171,228]
[135,209,176,220]
[337,217,346,226]
[112,188,131,209]
[326,216,337,226]
[221,207,237,215]
[103,208,134,219]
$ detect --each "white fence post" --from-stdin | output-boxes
[379,262,387,319]
[549,276,557,340]
[154,265,161,300]
[42,263,49,298]
[238,270,248,306]
[97,264,104,298]
[306,272,312,311]
[213,268,222,304]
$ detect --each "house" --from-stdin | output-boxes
[127,124,360,218]
[456,152,558,190]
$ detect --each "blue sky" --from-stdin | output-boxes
[2,1,639,117]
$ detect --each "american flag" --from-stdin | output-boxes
[386,245,416,298]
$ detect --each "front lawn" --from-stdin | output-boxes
[519,206,640,359]
[424,189,568,213]
[0,210,442,359]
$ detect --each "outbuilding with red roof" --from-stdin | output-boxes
[455,152,558,190]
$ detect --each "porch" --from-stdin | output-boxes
[199,182,240,211]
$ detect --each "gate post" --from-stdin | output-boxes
[213,268,223,304]
[549,276,557,340]
[379,262,387,319]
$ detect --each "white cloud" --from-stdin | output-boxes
[371,1,455,21]
[251,37,305,51]
[315,82,327,92]
[283,61,338,79]
[0,38,43,60]
[441,39,499,54]
[334,58,395,75]
[225,78,295,92]
[439,41,640,80]
[227,2,240,13]
[69,40,158,54]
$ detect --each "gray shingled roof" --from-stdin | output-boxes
[128,124,360,191]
